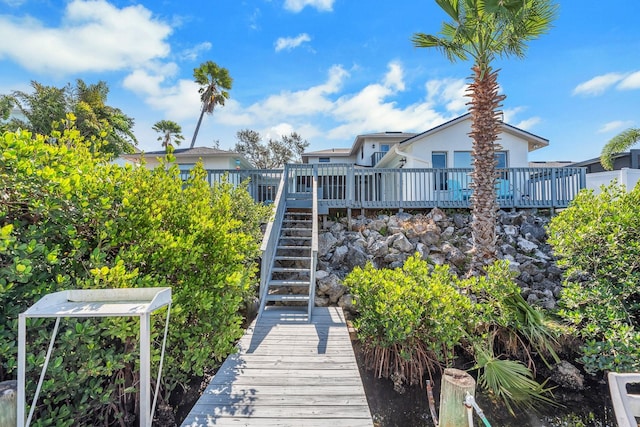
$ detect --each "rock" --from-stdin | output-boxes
[392,233,414,253]
[338,293,357,314]
[419,231,440,246]
[503,225,519,237]
[429,253,447,265]
[427,208,446,222]
[551,361,585,390]
[318,232,338,257]
[521,222,546,242]
[344,246,370,270]
[315,270,330,281]
[517,236,539,252]
[315,296,330,307]
[332,245,349,264]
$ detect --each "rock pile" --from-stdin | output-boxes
[314,208,563,312]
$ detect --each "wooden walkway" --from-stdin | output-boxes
[181,307,373,427]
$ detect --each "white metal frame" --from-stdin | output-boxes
[17,287,172,427]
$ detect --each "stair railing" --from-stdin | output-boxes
[309,165,319,320]
[259,166,288,312]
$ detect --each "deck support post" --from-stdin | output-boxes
[0,381,17,427]
[438,368,475,427]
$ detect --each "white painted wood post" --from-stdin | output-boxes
[140,313,151,427]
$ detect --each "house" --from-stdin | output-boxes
[119,147,254,171]
[302,114,548,169]
[299,114,573,209]
[570,149,640,193]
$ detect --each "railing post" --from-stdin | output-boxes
[398,169,404,211]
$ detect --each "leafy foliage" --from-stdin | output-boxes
[190,61,232,148]
[152,119,185,149]
[548,183,640,374]
[599,127,640,170]
[5,79,137,157]
[234,129,309,168]
[345,255,558,411]
[0,125,270,425]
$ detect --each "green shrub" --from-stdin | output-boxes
[345,256,558,411]
[0,126,270,424]
[548,183,640,374]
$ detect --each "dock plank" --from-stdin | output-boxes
[180,307,373,427]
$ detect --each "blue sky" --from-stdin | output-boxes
[1,0,638,162]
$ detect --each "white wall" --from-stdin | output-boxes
[586,168,640,194]
[404,119,530,169]
[140,155,243,170]
[305,155,355,164]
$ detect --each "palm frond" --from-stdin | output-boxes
[600,128,640,170]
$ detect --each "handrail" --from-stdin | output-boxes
[259,168,287,309]
[309,165,319,320]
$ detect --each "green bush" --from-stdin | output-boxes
[0,126,271,424]
[548,183,640,374]
[345,255,558,411]
[344,255,471,384]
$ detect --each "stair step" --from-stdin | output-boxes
[283,219,312,223]
[277,245,311,251]
[284,212,312,216]
[271,267,311,273]
[274,256,311,261]
[269,280,310,287]
[279,236,311,241]
[281,227,312,232]
[266,294,310,302]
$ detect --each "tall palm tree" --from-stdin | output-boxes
[412,0,556,273]
[190,61,232,148]
[152,120,184,149]
[600,127,640,170]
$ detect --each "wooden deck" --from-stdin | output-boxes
[181,307,373,427]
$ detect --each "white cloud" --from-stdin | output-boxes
[618,70,640,90]
[0,0,172,75]
[383,61,405,92]
[275,33,311,52]
[425,78,468,113]
[572,72,625,96]
[1,0,26,6]
[284,0,335,13]
[180,42,212,61]
[513,117,541,131]
[598,120,634,133]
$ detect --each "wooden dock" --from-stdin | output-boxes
[181,307,373,427]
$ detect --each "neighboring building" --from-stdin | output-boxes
[119,147,254,171]
[570,149,640,193]
[302,132,417,166]
[302,114,548,170]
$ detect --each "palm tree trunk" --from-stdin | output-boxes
[467,65,505,274]
[190,107,206,148]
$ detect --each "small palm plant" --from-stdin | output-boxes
[152,120,184,150]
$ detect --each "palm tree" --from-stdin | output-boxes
[152,120,184,149]
[412,0,556,273]
[600,127,640,170]
[190,61,232,148]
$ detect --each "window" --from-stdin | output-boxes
[380,144,390,153]
[454,151,472,168]
[432,152,447,190]
[453,151,508,168]
[319,157,330,163]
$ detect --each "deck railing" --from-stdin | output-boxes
[198,164,586,210]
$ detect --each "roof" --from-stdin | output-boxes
[397,114,548,152]
[134,147,240,157]
[528,161,575,168]
[303,148,351,156]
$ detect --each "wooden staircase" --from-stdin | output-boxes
[259,174,318,320]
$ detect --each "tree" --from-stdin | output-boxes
[152,120,185,149]
[191,61,232,148]
[600,127,640,170]
[5,80,137,156]
[412,0,556,273]
[72,79,137,155]
[234,129,309,168]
